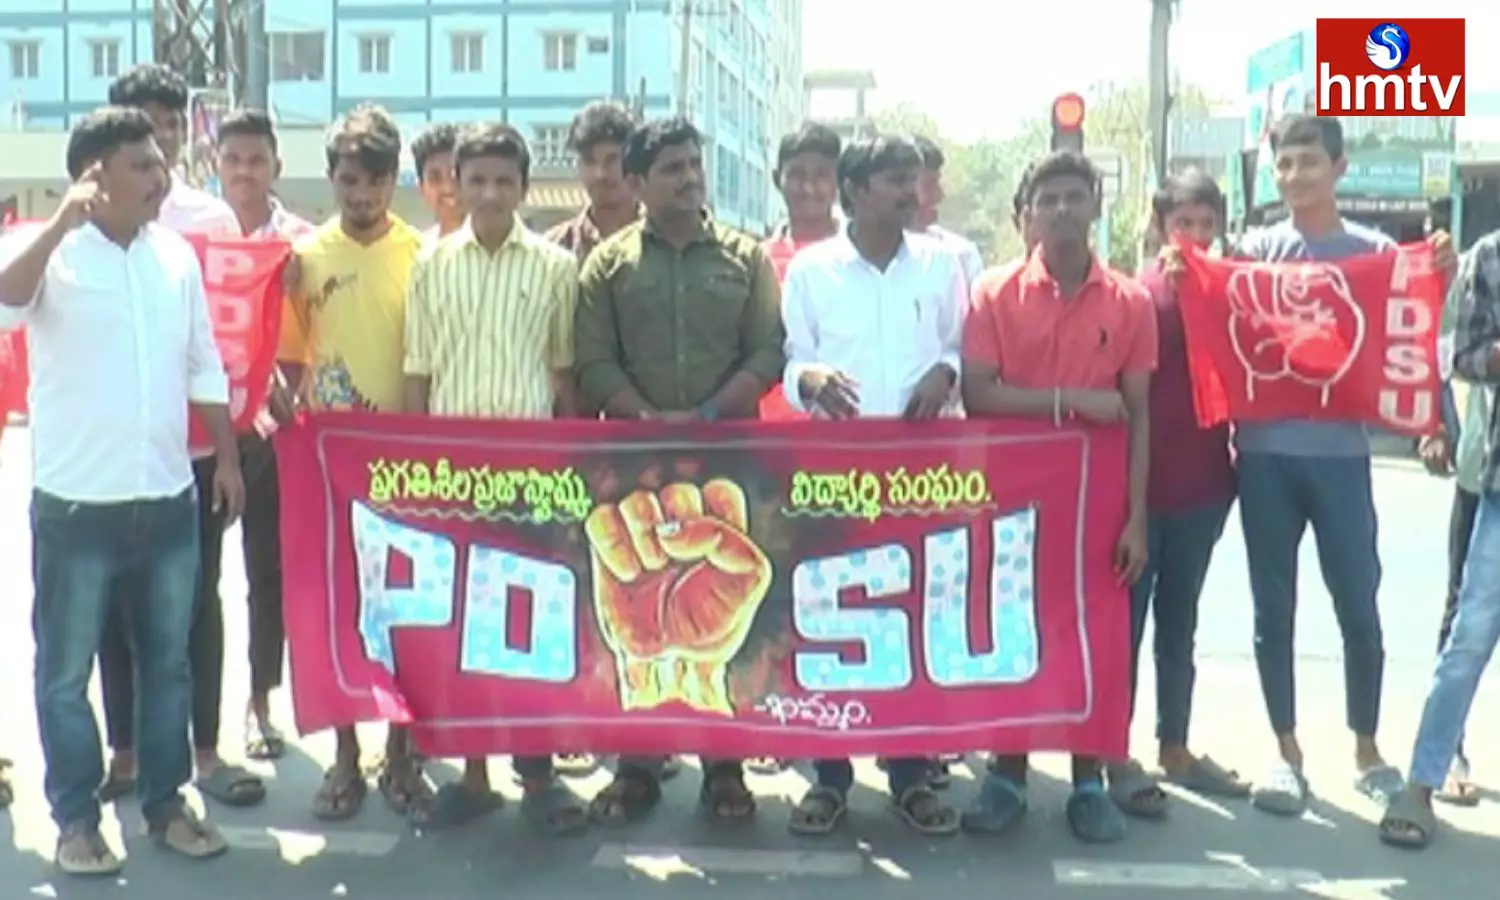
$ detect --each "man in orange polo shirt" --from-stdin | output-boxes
[959,150,1154,844]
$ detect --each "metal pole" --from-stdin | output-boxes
[244,0,268,108]
[676,0,692,116]
[1147,0,1173,185]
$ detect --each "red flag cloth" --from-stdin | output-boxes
[1175,240,1444,436]
[276,413,1132,760]
[0,227,287,445]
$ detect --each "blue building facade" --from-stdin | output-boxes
[0,0,804,231]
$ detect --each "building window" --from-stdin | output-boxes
[89,39,121,79]
[532,124,570,165]
[358,34,391,75]
[587,36,609,54]
[7,40,39,80]
[269,31,326,82]
[543,32,578,71]
[450,32,483,73]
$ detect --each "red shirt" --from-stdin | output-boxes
[1137,262,1234,512]
[759,232,822,420]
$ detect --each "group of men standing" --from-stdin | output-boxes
[0,60,1498,875]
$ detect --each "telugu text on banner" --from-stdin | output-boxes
[276,413,1132,760]
[1176,241,1444,435]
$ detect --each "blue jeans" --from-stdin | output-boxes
[1237,453,1384,737]
[816,758,928,798]
[1409,490,1500,789]
[31,487,199,829]
[1128,499,1231,746]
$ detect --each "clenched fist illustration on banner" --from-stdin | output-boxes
[1227,261,1364,403]
[585,478,773,715]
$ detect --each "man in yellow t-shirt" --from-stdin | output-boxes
[275,104,430,824]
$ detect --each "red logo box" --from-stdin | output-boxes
[1315,18,1465,116]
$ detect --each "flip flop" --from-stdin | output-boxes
[1163,756,1251,798]
[245,719,287,761]
[413,782,504,830]
[377,759,435,817]
[553,754,600,777]
[746,758,789,775]
[147,806,229,860]
[1354,765,1406,806]
[54,824,124,876]
[891,784,959,835]
[1066,781,1128,843]
[312,766,367,821]
[788,785,847,835]
[589,768,663,825]
[1251,761,1310,816]
[961,772,1028,835]
[1435,758,1480,807]
[196,764,267,808]
[1378,787,1437,849]
[699,769,757,822]
[1107,760,1169,819]
[520,780,589,836]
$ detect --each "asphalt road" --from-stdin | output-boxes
[1,427,1498,899]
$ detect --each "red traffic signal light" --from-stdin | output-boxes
[1052,93,1085,130]
[1051,93,1085,153]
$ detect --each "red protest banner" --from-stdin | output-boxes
[1176,241,1444,435]
[276,413,1132,760]
[0,227,287,441]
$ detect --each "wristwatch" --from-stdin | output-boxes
[697,400,720,422]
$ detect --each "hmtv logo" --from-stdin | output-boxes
[1316,18,1465,116]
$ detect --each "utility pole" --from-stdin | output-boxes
[1147,0,1174,186]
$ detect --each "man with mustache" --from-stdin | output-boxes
[573,116,784,825]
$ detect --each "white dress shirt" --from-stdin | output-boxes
[782,229,966,417]
[926,223,985,287]
[159,177,238,235]
[0,222,230,502]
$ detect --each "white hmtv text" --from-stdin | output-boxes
[1318,63,1462,112]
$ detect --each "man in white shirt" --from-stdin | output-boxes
[782,135,966,837]
[0,106,243,873]
[913,136,985,286]
[94,63,264,813]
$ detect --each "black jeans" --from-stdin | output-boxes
[240,435,285,696]
[1443,487,1480,760]
[1128,499,1232,746]
[100,456,227,753]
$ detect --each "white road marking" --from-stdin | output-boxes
[591,843,864,877]
[1052,860,1324,891]
[216,825,400,858]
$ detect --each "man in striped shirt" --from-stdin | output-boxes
[402,123,587,834]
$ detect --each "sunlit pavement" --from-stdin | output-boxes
[2,427,1498,899]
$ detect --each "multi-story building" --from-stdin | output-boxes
[0,0,805,232]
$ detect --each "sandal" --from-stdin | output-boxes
[961,772,1028,835]
[54,822,124,876]
[589,768,663,825]
[0,758,12,810]
[147,805,229,859]
[788,785,846,835]
[412,782,504,830]
[699,768,757,822]
[196,764,267,808]
[1378,787,1437,848]
[97,770,136,803]
[1107,760,1169,819]
[928,760,952,790]
[1163,755,1251,799]
[891,784,959,835]
[747,758,789,775]
[312,764,367,821]
[553,753,600,777]
[377,757,435,817]
[245,719,287,761]
[1354,764,1406,806]
[1251,761,1310,817]
[520,780,589,836]
[1435,758,1480,807]
[1067,781,1128,843]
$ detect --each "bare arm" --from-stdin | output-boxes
[1120,370,1151,524]
[960,364,1060,419]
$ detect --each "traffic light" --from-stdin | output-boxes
[1051,93,1085,154]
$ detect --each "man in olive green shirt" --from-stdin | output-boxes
[573,117,783,825]
[575,118,783,422]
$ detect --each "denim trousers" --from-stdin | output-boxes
[100,456,227,752]
[816,758,927,798]
[1441,488,1480,760]
[31,487,198,829]
[1237,453,1384,737]
[1128,499,1232,746]
[1409,489,1500,788]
